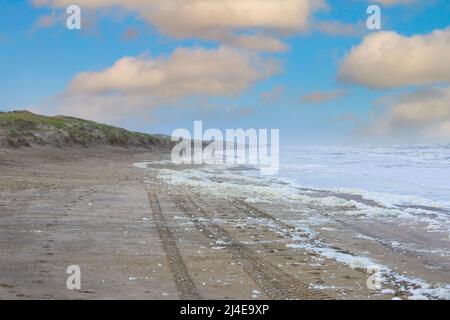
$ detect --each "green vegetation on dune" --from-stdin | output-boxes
[0,110,171,149]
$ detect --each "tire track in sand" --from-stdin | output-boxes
[147,192,201,300]
[233,199,357,256]
[172,194,329,300]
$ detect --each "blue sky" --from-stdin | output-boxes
[1,0,449,145]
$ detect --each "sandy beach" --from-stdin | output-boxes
[0,147,449,300]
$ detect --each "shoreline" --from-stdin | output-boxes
[0,147,449,299]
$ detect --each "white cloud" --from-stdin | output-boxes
[363,86,450,143]
[227,34,289,53]
[67,47,279,97]
[339,28,450,88]
[33,0,325,51]
[56,47,280,121]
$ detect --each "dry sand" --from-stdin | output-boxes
[0,147,445,299]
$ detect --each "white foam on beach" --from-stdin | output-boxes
[262,207,450,299]
[157,165,450,234]
[284,231,450,300]
[158,168,348,206]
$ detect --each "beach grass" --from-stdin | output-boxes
[0,110,170,149]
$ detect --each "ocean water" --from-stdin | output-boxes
[277,145,450,206]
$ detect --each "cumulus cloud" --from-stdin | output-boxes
[363,86,450,143]
[339,28,450,88]
[301,89,347,104]
[56,47,280,121]
[227,34,289,53]
[32,0,325,51]
[67,47,279,97]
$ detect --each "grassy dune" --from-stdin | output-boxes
[0,110,171,149]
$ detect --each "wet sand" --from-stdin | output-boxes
[0,147,448,299]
